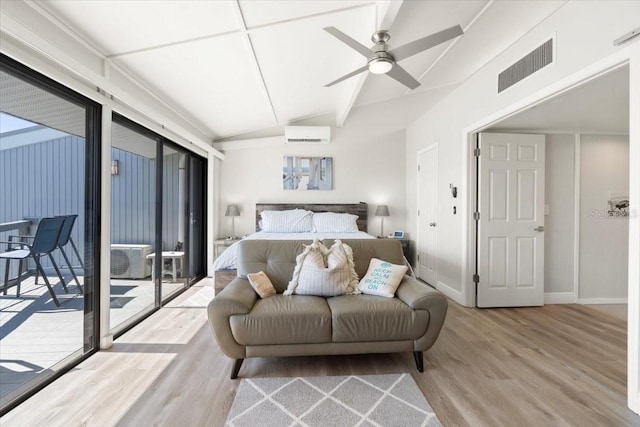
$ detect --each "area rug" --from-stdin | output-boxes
[225,373,442,427]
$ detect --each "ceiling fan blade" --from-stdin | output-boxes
[389,25,463,62]
[386,64,420,90]
[325,65,369,87]
[324,27,372,58]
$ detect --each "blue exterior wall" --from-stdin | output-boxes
[0,136,182,279]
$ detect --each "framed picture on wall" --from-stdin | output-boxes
[283,156,333,190]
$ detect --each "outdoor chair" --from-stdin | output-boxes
[32,215,84,294]
[54,215,84,293]
[0,217,66,306]
[11,215,84,294]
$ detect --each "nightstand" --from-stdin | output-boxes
[214,238,242,259]
[397,239,411,262]
[380,237,411,264]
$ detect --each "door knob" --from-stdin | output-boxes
[534,226,544,232]
[429,222,437,227]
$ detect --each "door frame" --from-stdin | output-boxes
[460,47,639,413]
[416,143,438,285]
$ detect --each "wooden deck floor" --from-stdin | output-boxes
[1,279,638,426]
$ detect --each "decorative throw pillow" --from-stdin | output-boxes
[312,212,359,233]
[260,209,313,232]
[247,271,277,298]
[284,240,359,297]
[358,258,408,298]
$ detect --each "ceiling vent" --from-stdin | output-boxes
[285,126,331,144]
[498,38,553,93]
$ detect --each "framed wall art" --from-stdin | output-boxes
[283,156,333,190]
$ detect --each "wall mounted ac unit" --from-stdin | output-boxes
[285,126,331,144]
[110,244,153,279]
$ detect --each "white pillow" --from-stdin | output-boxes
[358,258,408,298]
[284,240,359,296]
[312,212,359,233]
[260,209,313,232]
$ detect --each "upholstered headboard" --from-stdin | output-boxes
[255,203,368,232]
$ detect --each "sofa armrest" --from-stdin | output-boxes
[207,278,258,359]
[396,276,448,352]
[396,277,445,310]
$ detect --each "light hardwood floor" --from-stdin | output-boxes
[2,279,638,426]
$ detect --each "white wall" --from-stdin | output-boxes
[405,1,640,302]
[580,134,629,301]
[218,128,406,238]
[544,134,575,295]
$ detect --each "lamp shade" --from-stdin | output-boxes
[375,205,390,217]
[225,204,240,217]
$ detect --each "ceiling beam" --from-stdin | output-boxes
[232,1,279,127]
[402,0,494,96]
[335,0,404,127]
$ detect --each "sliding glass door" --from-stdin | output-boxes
[0,54,100,415]
[110,119,159,332]
[161,144,187,301]
[109,115,206,332]
[189,155,206,283]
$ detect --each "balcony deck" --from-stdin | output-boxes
[0,273,182,401]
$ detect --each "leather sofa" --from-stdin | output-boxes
[207,239,448,379]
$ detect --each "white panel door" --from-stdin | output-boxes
[418,146,438,285]
[477,133,545,307]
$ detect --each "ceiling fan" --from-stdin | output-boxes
[324,25,463,90]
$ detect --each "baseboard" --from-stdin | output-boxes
[578,297,628,305]
[436,281,464,305]
[544,292,577,304]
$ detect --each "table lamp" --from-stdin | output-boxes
[375,205,390,238]
[225,204,240,238]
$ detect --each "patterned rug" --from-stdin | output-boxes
[225,373,442,427]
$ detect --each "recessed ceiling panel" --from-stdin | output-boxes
[115,33,276,138]
[250,5,375,123]
[240,0,373,28]
[43,0,239,56]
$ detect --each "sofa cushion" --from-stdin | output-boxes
[237,240,310,292]
[327,295,429,343]
[324,239,405,278]
[247,271,276,298]
[230,295,332,345]
[284,240,359,296]
[358,258,408,298]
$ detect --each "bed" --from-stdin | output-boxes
[213,202,375,271]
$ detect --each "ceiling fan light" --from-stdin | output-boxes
[368,58,393,74]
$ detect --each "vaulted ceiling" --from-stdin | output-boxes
[34,0,568,142]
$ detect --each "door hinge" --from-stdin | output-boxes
[418,164,421,172]
[474,148,481,157]
[417,210,420,216]
[473,212,480,220]
[473,274,479,283]
[417,254,420,261]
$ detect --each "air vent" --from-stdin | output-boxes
[498,38,553,93]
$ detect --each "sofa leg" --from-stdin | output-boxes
[231,358,244,379]
[413,351,424,372]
